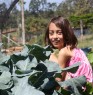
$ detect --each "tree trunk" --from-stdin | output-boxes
[80,20,83,43]
[1,0,19,29]
[21,0,25,45]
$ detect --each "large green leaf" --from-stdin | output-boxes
[0,71,11,84]
[40,77,59,95]
[42,60,61,72]
[0,71,13,90]
[0,52,10,65]
[43,60,80,73]
[42,60,80,79]
[57,76,86,95]
[61,62,81,73]
[16,45,29,56]
[28,71,47,88]
[0,66,9,72]
[27,44,53,62]
[12,76,45,95]
[15,55,38,75]
[54,62,81,79]
[28,61,59,90]
[43,45,53,57]
[15,56,37,70]
[0,90,12,95]
[10,45,31,64]
[10,54,27,64]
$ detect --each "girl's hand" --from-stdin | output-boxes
[58,45,74,68]
[59,45,73,58]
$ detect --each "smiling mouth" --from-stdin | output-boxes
[52,40,60,44]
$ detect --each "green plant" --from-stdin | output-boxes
[0,44,93,95]
[87,51,93,67]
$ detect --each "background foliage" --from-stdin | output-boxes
[0,0,93,47]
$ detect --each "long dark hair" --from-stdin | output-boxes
[45,16,78,48]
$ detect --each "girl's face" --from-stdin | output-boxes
[49,22,64,50]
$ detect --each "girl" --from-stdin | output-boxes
[45,16,93,83]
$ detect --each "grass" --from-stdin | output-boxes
[77,34,93,69]
[77,34,93,48]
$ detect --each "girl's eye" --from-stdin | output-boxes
[49,30,62,35]
[57,30,62,35]
[49,31,54,35]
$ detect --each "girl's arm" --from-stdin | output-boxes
[49,46,73,81]
[58,46,73,67]
[58,46,73,81]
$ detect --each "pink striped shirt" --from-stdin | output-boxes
[67,48,93,83]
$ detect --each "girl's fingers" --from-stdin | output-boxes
[66,45,71,50]
[65,45,73,57]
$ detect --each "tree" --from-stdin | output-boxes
[0,3,7,29]
[21,0,25,45]
[57,0,74,17]
[0,3,7,15]
[18,0,26,45]
[29,0,41,14]
[70,14,93,27]
[73,0,91,16]
[0,0,19,43]
[40,0,47,11]
[0,2,7,43]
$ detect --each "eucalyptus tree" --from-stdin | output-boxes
[57,0,93,17]
[18,0,26,45]
[57,0,74,17]
[47,2,57,11]
[0,2,7,29]
[0,2,7,16]
[21,0,25,45]
[29,0,41,14]
[40,0,47,11]
[45,2,57,19]
[72,0,92,16]
[29,0,56,16]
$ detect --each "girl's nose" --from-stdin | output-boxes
[53,33,58,38]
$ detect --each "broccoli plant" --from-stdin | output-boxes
[0,44,93,95]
